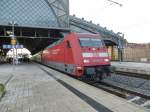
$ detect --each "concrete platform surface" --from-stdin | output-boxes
[0,64,97,112]
[0,65,13,85]
[0,63,149,112]
[111,62,150,75]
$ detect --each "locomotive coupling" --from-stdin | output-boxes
[109,66,116,73]
[96,66,111,76]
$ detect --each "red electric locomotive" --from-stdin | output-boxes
[41,32,111,80]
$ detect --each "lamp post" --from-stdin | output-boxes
[117,32,124,62]
[9,21,17,65]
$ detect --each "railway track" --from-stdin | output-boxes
[79,72,150,109]
[88,81,127,98]
[102,81,149,99]
[83,80,150,109]
[80,71,150,99]
[115,71,150,80]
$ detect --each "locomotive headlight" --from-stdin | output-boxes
[104,58,109,62]
[77,66,82,69]
[83,59,90,63]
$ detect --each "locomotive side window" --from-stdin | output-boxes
[66,41,71,48]
[79,38,104,47]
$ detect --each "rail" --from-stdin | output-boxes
[115,71,150,80]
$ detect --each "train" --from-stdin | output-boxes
[34,32,111,81]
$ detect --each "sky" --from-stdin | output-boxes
[69,0,150,43]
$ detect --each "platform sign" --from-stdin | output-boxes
[3,45,12,49]
[11,38,16,45]
[15,45,24,48]
[3,44,24,49]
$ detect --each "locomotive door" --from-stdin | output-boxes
[64,41,72,72]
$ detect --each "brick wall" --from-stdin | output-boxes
[123,43,150,62]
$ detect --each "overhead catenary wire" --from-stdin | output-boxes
[107,0,123,7]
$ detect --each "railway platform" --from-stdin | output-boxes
[111,62,150,76]
[0,63,149,112]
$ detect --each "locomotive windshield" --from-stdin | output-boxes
[79,38,104,47]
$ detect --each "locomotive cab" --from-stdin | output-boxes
[76,34,111,80]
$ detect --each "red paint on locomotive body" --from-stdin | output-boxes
[41,32,111,80]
